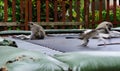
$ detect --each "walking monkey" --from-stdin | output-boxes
[81,21,113,46]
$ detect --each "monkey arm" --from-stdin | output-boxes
[98,33,107,45]
[105,26,110,34]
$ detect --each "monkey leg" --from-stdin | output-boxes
[81,39,89,47]
[98,36,107,46]
[30,33,36,40]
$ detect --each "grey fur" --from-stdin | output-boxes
[29,22,46,40]
[96,21,113,34]
[81,21,113,46]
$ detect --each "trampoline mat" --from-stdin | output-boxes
[24,34,120,52]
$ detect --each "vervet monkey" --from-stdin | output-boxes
[81,21,113,46]
[29,22,46,40]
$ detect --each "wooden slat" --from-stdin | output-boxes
[54,0,58,22]
[87,0,90,28]
[20,0,24,21]
[106,0,110,21]
[54,0,58,29]
[0,21,82,29]
[84,0,86,28]
[76,0,80,22]
[69,0,72,22]
[25,0,29,30]
[0,22,18,26]
[4,0,8,30]
[61,0,66,29]
[20,0,25,30]
[113,0,117,26]
[28,0,32,22]
[37,0,41,22]
[84,0,89,28]
[46,0,49,22]
[34,22,82,26]
[12,0,16,30]
[12,0,16,21]
[68,0,73,28]
[99,0,102,22]
[61,0,66,22]
[4,0,8,22]
[92,0,95,28]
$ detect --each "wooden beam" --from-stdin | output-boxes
[4,0,8,30]
[12,0,16,30]
[46,0,49,22]
[69,0,72,22]
[34,22,82,26]
[113,0,117,26]
[28,0,32,22]
[0,22,18,26]
[25,0,29,30]
[37,0,41,22]
[106,0,110,21]
[76,0,80,22]
[92,0,95,28]
[61,1,66,22]
[99,0,103,22]
[54,0,58,22]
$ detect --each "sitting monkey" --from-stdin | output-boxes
[29,22,46,40]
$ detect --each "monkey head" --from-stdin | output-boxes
[96,21,113,33]
[28,22,35,28]
[28,22,40,31]
[105,22,113,31]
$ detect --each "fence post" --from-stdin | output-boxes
[25,0,29,30]
[28,0,32,22]
[54,0,58,22]
[113,0,117,26]
[61,0,66,22]
[54,0,58,29]
[99,0,102,23]
[76,0,80,22]
[92,0,95,28]
[20,0,25,30]
[37,0,41,22]
[61,0,66,29]
[69,0,72,22]
[12,0,16,30]
[106,0,110,21]
[4,0,8,30]
[84,0,89,28]
[46,0,49,22]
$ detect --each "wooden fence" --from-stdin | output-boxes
[1,0,120,30]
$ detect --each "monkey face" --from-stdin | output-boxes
[29,22,39,31]
[28,22,34,28]
[106,22,113,31]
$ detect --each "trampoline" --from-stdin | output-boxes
[1,29,120,52]
[25,35,120,52]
